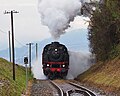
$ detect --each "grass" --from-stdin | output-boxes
[76,57,120,93]
[0,58,33,96]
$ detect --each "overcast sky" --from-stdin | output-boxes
[0,0,89,50]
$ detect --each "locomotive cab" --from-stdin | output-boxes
[42,42,69,79]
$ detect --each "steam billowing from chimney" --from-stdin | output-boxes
[38,0,100,39]
[38,0,81,39]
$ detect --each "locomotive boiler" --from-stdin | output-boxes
[42,42,69,79]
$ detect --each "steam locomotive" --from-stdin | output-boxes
[42,42,69,79]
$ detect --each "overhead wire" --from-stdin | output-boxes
[0,28,29,64]
[16,44,37,64]
[0,29,7,34]
[15,48,29,64]
[15,44,38,65]
[0,28,27,48]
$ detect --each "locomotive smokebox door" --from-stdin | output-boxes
[24,57,28,64]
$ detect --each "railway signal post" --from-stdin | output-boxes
[24,57,28,90]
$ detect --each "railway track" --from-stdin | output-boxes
[50,80,64,96]
[50,80,97,96]
[29,79,97,96]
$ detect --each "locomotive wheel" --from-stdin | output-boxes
[63,71,68,76]
[49,76,53,80]
[43,70,48,76]
[48,74,54,80]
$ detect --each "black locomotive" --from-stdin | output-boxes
[42,42,69,79]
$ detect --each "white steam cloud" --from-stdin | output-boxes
[38,0,81,39]
[32,51,93,79]
[38,0,100,39]
[67,51,92,79]
[32,59,47,79]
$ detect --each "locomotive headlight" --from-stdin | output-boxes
[47,64,50,67]
[62,64,65,67]
[55,48,58,51]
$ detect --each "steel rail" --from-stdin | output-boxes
[50,80,64,96]
[68,81,97,96]
[66,89,91,96]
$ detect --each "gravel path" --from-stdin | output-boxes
[69,80,119,96]
[30,80,53,96]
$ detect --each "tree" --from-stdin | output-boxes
[88,0,120,61]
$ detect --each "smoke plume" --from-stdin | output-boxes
[38,0,100,39]
[32,51,93,79]
[38,0,81,39]
[67,51,92,79]
[32,59,47,79]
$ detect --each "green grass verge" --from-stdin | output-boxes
[0,58,33,96]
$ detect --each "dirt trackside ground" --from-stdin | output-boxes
[76,57,120,95]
